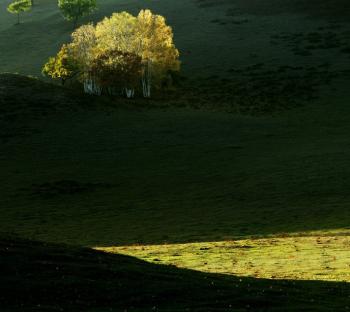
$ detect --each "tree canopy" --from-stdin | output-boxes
[58,0,97,28]
[42,44,79,85]
[7,0,32,24]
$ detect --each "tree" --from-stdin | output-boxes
[135,10,180,97]
[58,0,97,28]
[42,44,79,85]
[68,24,100,94]
[7,0,32,25]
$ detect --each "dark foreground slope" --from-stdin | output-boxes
[0,74,89,121]
[1,236,350,312]
[0,74,82,140]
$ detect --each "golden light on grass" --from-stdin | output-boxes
[96,234,350,282]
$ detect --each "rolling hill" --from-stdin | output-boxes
[1,0,350,309]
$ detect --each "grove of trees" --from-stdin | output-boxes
[43,10,180,98]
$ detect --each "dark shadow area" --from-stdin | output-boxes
[197,0,350,20]
[1,74,350,246]
[1,235,350,311]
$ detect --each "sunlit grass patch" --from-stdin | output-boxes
[97,234,350,282]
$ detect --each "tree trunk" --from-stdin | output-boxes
[124,88,135,98]
[84,75,102,95]
[142,60,152,98]
[73,17,78,29]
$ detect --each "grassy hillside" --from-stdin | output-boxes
[1,73,350,284]
[1,0,350,308]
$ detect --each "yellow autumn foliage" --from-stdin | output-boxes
[42,44,78,84]
[44,9,180,95]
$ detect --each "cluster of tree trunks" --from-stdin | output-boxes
[83,60,153,98]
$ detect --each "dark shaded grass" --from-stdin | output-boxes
[2,75,350,246]
[0,74,87,119]
[198,0,350,20]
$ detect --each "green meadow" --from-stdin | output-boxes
[1,0,350,310]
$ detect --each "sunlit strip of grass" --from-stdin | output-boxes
[96,234,350,282]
